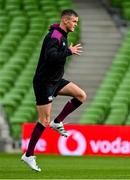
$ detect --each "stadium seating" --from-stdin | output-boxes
[0,0,80,139]
[80,26,130,125]
[80,0,130,125]
[110,0,130,20]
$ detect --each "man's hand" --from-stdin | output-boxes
[69,43,83,55]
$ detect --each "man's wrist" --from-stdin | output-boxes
[68,48,73,55]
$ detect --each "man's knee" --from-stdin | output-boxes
[36,104,51,127]
[38,114,50,127]
[76,90,87,103]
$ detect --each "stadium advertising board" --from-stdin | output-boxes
[22,123,130,156]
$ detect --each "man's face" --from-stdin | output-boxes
[64,15,78,32]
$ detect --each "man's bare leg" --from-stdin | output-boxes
[50,82,87,136]
[54,82,87,122]
[26,103,52,156]
[21,103,52,171]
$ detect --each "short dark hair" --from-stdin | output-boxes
[61,9,78,18]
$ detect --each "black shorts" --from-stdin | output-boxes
[33,79,70,105]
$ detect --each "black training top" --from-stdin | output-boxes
[33,24,72,85]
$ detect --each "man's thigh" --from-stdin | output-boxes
[58,81,85,98]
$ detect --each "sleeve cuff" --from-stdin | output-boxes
[67,48,73,56]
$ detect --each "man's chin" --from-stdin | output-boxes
[70,29,75,32]
[68,28,75,32]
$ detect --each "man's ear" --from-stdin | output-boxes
[62,16,69,25]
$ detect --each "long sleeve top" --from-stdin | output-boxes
[33,24,72,85]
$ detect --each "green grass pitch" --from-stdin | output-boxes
[0,153,130,179]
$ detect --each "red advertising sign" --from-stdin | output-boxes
[22,123,130,156]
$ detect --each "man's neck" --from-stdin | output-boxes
[59,23,67,33]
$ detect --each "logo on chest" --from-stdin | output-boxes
[62,42,66,46]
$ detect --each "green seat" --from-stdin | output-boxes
[15,81,30,90]
[40,0,55,6]
[80,114,99,124]
[18,106,35,115]
[3,93,22,105]
[16,52,30,59]
[110,0,122,7]
[57,0,72,8]
[22,98,35,106]
[1,99,17,116]
[9,57,27,67]
[45,11,59,18]
[105,115,125,125]
[125,114,130,125]
[105,104,128,125]
[110,102,127,108]
[11,88,27,97]
[122,2,130,20]
[0,52,10,67]
[0,45,15,55]
[1,70,17,79]
[112,95,128,104]
[12,111,34,123]
[0,0,4,9]
[24,4,38,11]
[0,86,8,98]
[80,111,101,124]
[0,75,14,85]
[99,83,118,92]
[5,4,20,11]
[86,108,105,123]
[93,96,111,105]
[11,124,22,140]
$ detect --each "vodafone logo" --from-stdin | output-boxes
[90,137,130,154]
[58,130,87,155]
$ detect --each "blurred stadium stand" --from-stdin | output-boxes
[80,0,130,125]
[0,0,130,150]
[110,0,130,20]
